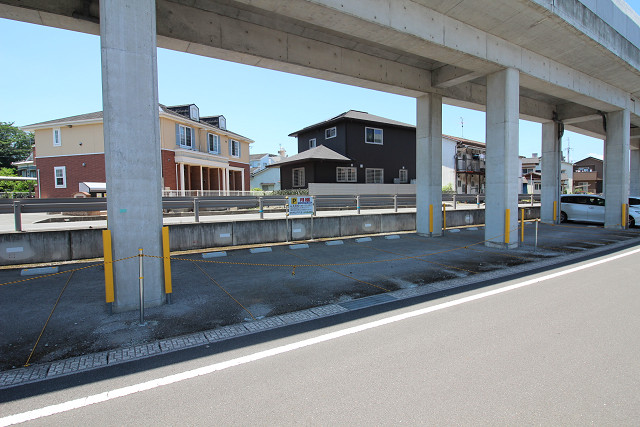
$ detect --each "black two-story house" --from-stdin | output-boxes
[274,110,416,189]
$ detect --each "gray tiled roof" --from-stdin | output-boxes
[22,105,252,141]
[289,110,414,137]
[267,145,350,167]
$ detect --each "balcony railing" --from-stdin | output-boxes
[456,159,485,172]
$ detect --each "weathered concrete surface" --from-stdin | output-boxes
[416,93,443,237]
[485,68,520,248]
[100,0,164,312]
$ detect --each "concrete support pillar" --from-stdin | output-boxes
[223,168,229,195]
[199,165,203,192]
[604,109,630,228]
[241,169,245,194]
[416,93,443,236]
[179,163,185,195]
[541,121,561,223]
[100,0,164,311]
[485,68,519,248]
[630,147,640,196]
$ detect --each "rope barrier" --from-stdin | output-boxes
[190,261,256,320]
[24,270,75,367]
[8,216,640,367]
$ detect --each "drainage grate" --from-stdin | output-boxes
[338,293,398,310]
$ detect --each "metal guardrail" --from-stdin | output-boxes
[2,193,541,231]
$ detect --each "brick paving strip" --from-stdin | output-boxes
[1,237,638,390]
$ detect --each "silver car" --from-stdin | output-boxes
[560,194,640,227]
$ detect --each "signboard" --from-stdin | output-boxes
[288,196,314,216]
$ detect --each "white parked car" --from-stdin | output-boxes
[560,194,640,227]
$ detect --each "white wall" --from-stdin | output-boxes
[441,137,457,190]
[250,167,281,191]
[309,183,416,195]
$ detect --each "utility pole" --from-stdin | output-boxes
[565,137,572,163]
[460,117,464,138]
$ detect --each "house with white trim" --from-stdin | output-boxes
[22,104,253,198]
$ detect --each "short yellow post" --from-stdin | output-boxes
[553,200,557,222]
[162,226,173,303]
[622,203,628,228]
[102,230,114,307]
[429,204,434,234]
[520,208,525,242]
[442,203,447,230]
[504,209,511,244]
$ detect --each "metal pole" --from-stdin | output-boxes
[452,194,457,210]
[476,194,480,207]
[394,194,398,213]
[193,198,200,223]
[531,195,535,207]
[534,219,539,251]
[138,248,145,326]
[13,200,22,232]
[259,196,264,219]
[357,195,360,214]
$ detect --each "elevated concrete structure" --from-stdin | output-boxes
[2,0,640,305]
[416,93,443,236]
[100,0,164,311]
[541,121,562,224]
[485,68,520,248]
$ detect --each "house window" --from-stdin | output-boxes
[399,169,408,183]
[54,166,66,188]
[208,133,220,154]
[230,139,240,157]
[336,167,357,182]
[534,183,541,191]
[292,167,305,187]
[53,128,61,147]
[179,125,193,148]
[325,127,337,139]
[309,138,316,149]
[365,127,383,145]
[189,104,200,121]
[365,168,384,184]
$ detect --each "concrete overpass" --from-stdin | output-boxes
[2,0,639,311]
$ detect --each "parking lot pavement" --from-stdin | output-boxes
[0,221,638,389]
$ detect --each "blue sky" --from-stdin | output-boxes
[2,1,640,162]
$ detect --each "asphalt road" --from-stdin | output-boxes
[2,244,639,425]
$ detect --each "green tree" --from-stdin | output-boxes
[0,167,34,194]
[0,122,34,169]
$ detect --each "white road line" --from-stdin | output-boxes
[3,246,640,426]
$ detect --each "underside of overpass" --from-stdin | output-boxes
[2,0,639,309]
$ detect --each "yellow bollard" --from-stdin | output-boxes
[429,204,433,234]
[162,226,173,302]
[505,209,510,244]
[521,208,524,242]
[102,229,114,305]
[442,203,447,230]
[553,200,557,222]
[622,203,628,228]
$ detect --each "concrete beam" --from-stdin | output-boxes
[432,65,484,89]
